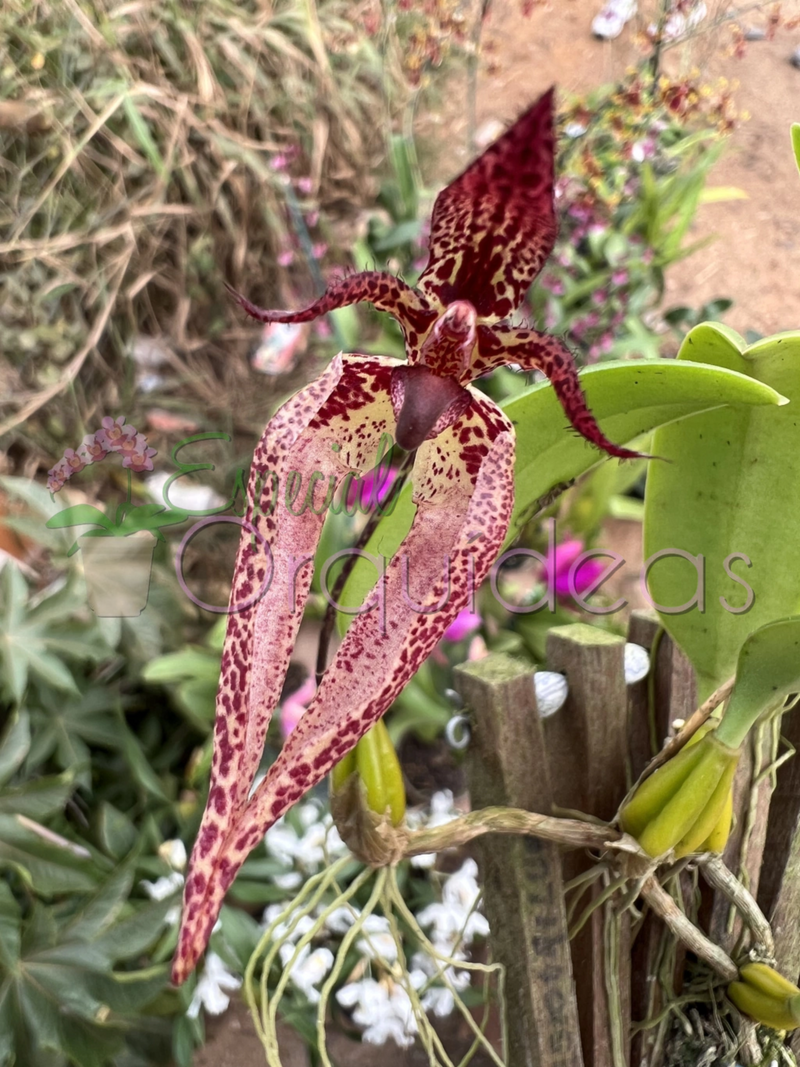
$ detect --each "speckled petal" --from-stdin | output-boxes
[227,273,438,361]
[416,88,557,322]
[173,353,397,985]
[171,393,515,982]
[472,323,647,459]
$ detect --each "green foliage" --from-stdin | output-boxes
[46,503,190,558]
[643,324,800,695]
[0,559,212,1065]
[792,123,800,176]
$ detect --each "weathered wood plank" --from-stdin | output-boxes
[545,625,630,1067]
[456,653,583,1067]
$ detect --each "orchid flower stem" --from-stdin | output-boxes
[315,447,416,683]
[126,467,132,507]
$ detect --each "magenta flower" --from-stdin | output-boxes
[442,608,482,643]
[277,250,294,268]
[279,676,317,740]
[544,539,606,601]
[345,467,398,512]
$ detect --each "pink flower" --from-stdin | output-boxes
[62,448,86,475]
[591,289,608,305]
[296,177,313,195]
[311,242,328,260]
[442,608,482,643]
[117,432,148,458]
[611,270,628,287]
[77,432,109,463]
[277,250,294,267]
[305,210,319,227]
[47,459,70,493]
[544,539,606,601]
[97,415,137,451]
[279,676,316,739]
[122,444,157,473]
[346,467,398,512]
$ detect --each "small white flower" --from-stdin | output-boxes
[278,943,334,1003]
[157,838,187,871]
[325,904,361,935]
[140,870,184,901]
[564,122,587,138]
[262,903,317,944]
[186,952,242,1019]
[417,860,489,949]
[356,914,398,963]
[273,871,303,891]
[336,979,418,1047]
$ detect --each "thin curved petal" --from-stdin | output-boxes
[173,354,398,985]
[474,324,648,459]
[227,273,438,359]
[170,394,515,983]
[416,88,557,322]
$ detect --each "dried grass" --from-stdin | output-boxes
[0,0,404,455]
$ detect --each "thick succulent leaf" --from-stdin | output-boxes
[172,394,515,982]
[228,273,437,360]
[716,616,800,748]
[176,354,398,979]
[643,325,800,695]
[416,88,556,321]
[341,358,783,615]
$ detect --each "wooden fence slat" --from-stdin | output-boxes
[545,624,630,1067]
[455,653,584,1067]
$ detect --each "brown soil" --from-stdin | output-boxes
[192,2,800,1063]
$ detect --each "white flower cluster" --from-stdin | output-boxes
[332,858,488,1048]
[264,800,349,883]
[406,789,459,869]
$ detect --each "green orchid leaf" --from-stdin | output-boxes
[716,616,800,748]
[340,358,784,625]
[0,711,31,787]
[45,504,115,531]
[115,504,188,537]
[643,325,800,695]
[792,123,800,176]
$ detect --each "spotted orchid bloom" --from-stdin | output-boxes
[172,87,642,984]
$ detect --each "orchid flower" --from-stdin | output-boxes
[172,87,643,984]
